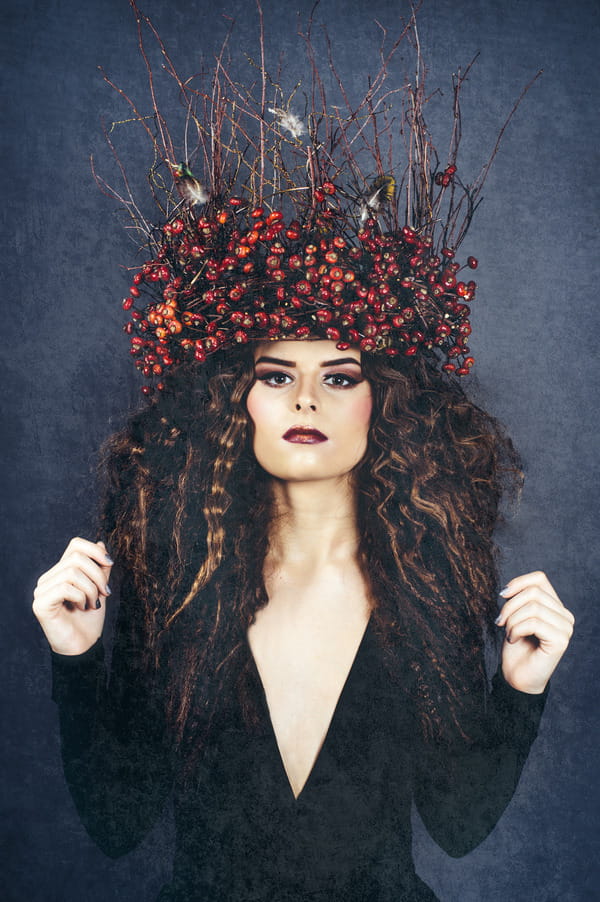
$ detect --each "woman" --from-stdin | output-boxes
[32,8,574,896]
[32,336,573,901]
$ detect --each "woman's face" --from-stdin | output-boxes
[246,340,373,485]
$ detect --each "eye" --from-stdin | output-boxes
[323,372,361,388]
[255,370,293,387]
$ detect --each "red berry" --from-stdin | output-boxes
[467,257,478,269]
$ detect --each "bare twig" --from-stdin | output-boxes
[95,0,537,256]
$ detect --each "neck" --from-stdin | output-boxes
[267,477,360,569]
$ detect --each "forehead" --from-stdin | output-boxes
[252,339,361,365]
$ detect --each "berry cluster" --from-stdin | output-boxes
[123,190,478,394]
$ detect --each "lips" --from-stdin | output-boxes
[283,426,328,443]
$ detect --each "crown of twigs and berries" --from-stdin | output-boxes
[95,1,539,394]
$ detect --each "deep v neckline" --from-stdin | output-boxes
[247,615,373,803]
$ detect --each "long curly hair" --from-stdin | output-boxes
[98,347,521,759]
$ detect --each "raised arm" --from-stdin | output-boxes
[33,538,174,857]
[415,571,573,857]
[414,669,548,856]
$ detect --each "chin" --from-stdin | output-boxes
[263,464,357,486]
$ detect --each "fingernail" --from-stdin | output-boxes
[105,584,112,596]
[105,555,114,565]
[494,614,502,625]
[95,598,102,610]
[499,586,510,597]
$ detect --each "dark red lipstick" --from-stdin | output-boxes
[283,427,328,444]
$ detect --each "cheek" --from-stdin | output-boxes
[245,385,261,428]
[353,394,373,428]
[348,393,373,443]
[341,392,372,463]
[246,387,277,449]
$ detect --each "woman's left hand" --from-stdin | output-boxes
[496,571,574,694]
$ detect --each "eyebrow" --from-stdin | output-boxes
[254,355,362,368]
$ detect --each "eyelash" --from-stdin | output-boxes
[324,373,360,388]
[255,371,361,388]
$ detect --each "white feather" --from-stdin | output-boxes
[183,180,208,206]
[268,107,306,140]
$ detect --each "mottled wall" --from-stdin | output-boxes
[2,0,598,899]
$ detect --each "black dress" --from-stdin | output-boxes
[51,599,547,902]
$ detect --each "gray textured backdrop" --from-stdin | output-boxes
[2,0,598,899]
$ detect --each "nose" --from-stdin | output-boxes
[293,376,318,412]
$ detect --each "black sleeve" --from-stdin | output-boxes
[51,581,174,858]
[414,672,548,857]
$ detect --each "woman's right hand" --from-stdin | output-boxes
[32,537,113,656]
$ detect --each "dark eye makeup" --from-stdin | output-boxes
[254,366,363,389]
[255,371,293,386]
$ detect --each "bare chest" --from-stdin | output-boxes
[247,599,370,799]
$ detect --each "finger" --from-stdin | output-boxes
[44,551,112,598]
[60,537,114,568]
[73,541,114,587]
[504,600,574,644]
[496,584,573,628]
[499,571,559,604]
[33,580,99,616]
[34,547,113,609]
[36,567,107,611]
[504,613,573,651]
[37,539,113,588]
